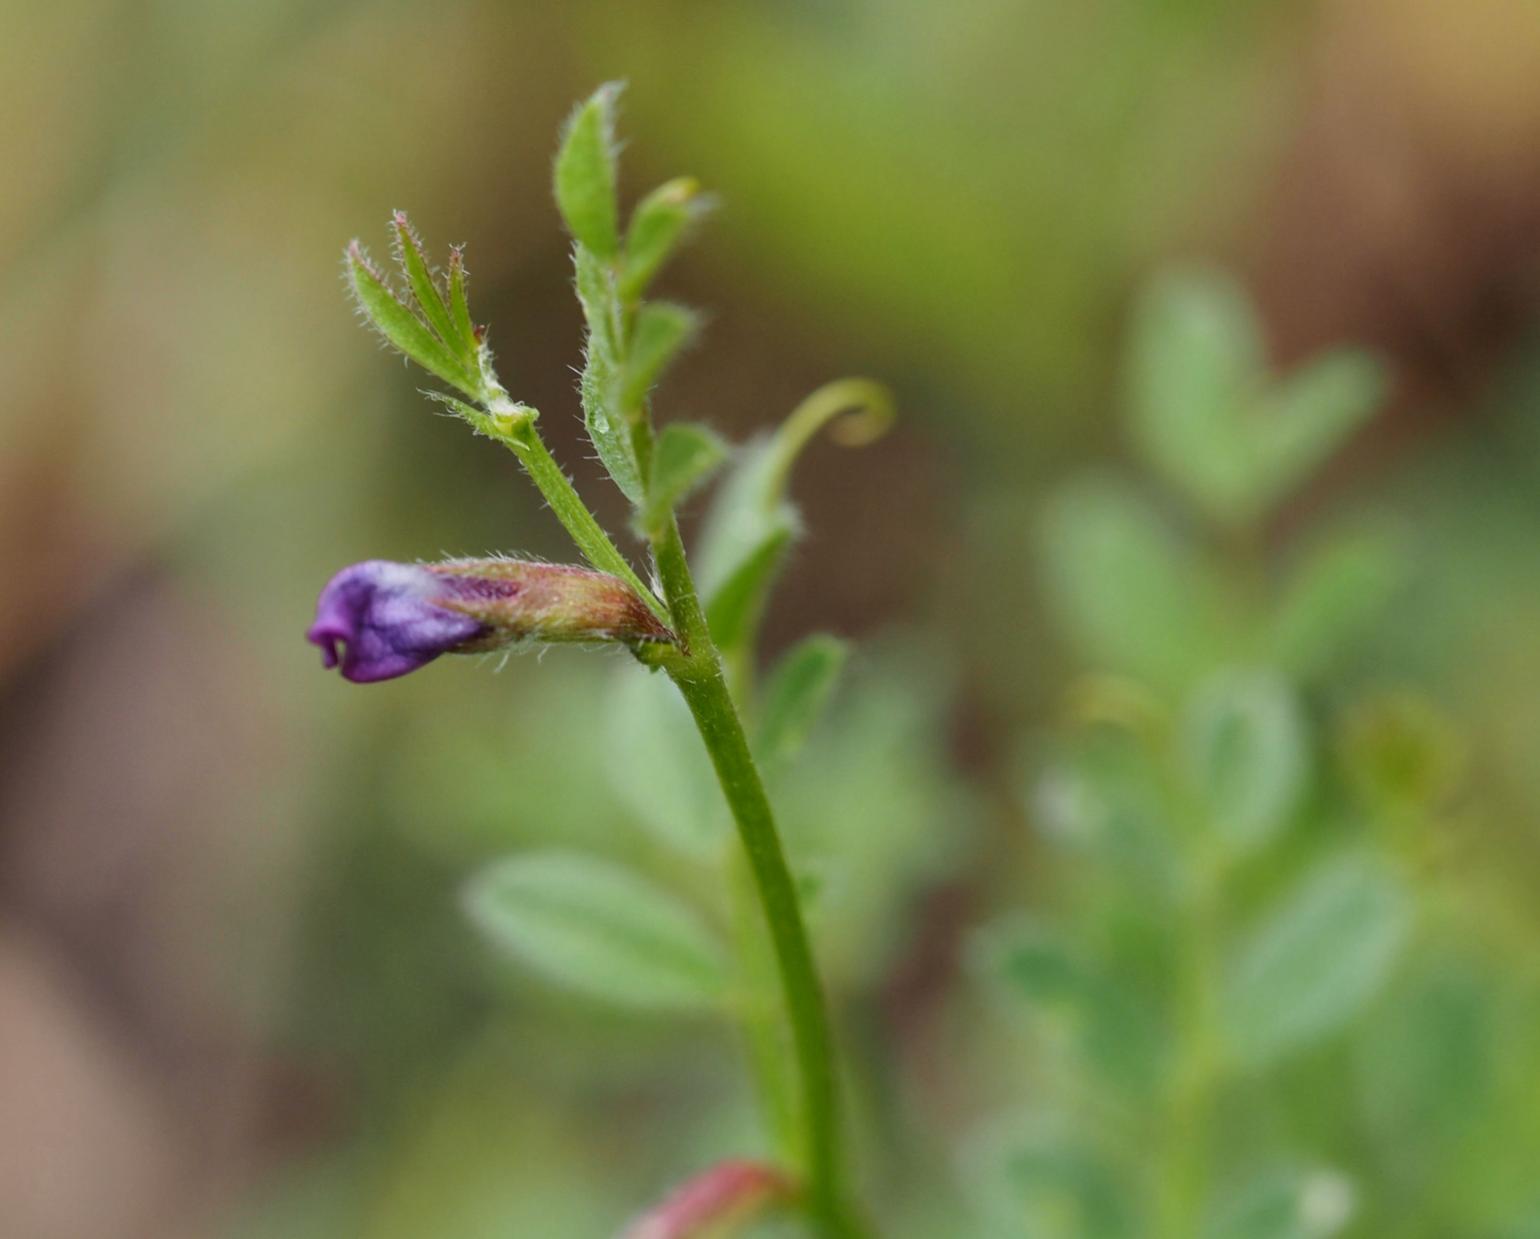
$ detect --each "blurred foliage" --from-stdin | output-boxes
[968,275,1540,1238]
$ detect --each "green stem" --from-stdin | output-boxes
[674,669,855,1236]
[726,846,800,1164]
[652,513,860,1238]
[497,422,670,626]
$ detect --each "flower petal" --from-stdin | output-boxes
[307,560,485,683]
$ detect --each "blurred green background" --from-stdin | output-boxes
[4,1,1540,1236]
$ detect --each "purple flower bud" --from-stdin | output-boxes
[307,558,672,684]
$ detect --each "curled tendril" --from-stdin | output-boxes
[762,378,895,506]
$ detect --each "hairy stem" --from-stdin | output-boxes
[497,422,670,626]
[673,668,855,1236]
[652,512,860,1238]
[726,848,800,1163]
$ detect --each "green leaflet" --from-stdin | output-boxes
[1201,1166,1356,1239]
[1182,668,1310,855]
[553,82,622,260]
[1268,530,1404,676]
[1221,852,1413,1069]
[390,212,463,359]
[604,664,729,858]
[573,244,643,502]
[620,302,699,414]
[756,635,849,773]
[1039,475,1233,695]
[464,850,729,1012]
[643,421,727,536]
[1127,268,1384,527]
[619,176,712,304]
[346,240,479,397]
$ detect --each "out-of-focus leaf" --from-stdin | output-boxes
[620,302,700,412]
[620,177,712,304]
[756,635,849,772]
[1269,531,1404,676]
[1127,269,1383,525]
[554,82,622,259]
[643,421,728,534]
[464,851,728,1011]
[1356,958,1494,1182]
[1030,726,1183,897]
[703,529,794,652]
[1255,351,1384,510]
[696,380,891,652]
[605,665,727,857]
[1221,852,1413,1068]
[1183,668,1309,854]
[696,437,798,649]
[1337,691,1466,817]
[1039,475,1233,693]
[976,918,1164,1098]
[1202,1166,1357,1239]
[1127,268,1260,523]
[963,1115,1134,1239]
[773,640,972,985]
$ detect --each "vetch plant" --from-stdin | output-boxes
[306,85,889,1238]
[966,271,1404,1237]
[963,270,1540,1238]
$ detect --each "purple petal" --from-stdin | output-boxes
[307,560,485,683]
